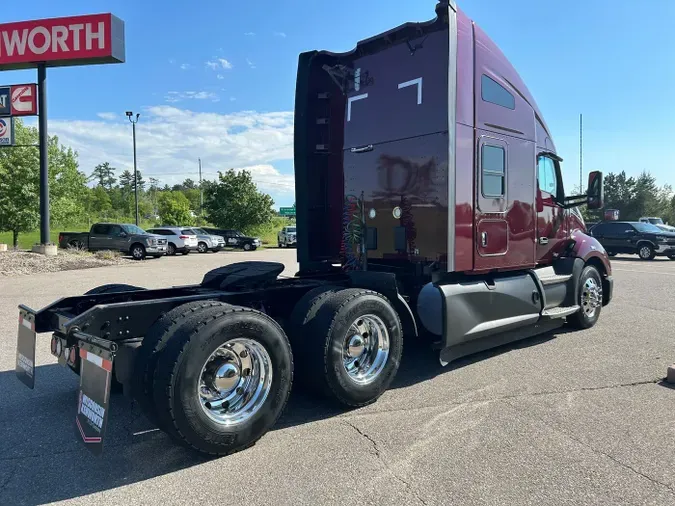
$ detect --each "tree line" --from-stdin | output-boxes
[0,120,279,246]
[584,170,675,224]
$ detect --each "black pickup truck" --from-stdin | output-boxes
[589,221,675,260]
[59,223,168,260]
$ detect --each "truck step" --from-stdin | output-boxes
[541,305,579,319]
[538,274,572,286]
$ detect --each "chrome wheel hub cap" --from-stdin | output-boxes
[581,278,602,317]
[342,315,390,385]
[198,338,272,426]
[640,247,650,258]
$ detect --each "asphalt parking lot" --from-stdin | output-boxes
[1,251,674,506]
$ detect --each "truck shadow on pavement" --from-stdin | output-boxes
[0,327,564,505]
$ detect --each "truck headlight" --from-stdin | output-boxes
[656,236,669,243]
[146,238,156,246]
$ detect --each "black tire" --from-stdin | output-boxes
[637,243,655,260]
[167,243,177,256]
[131,243,146,260]
[152,305,293,456]
[68,240,85,250]
[198,242,208,254]
[607,252,617,257]
[669,255,675,261]
[567,265,603,330]
[132,300,231,427]
[290,288,403,407]
[183,249,191,255]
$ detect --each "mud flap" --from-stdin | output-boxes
[15,309,37,389]
[75,344,114,455]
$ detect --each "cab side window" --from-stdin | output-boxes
[537,156,558,197]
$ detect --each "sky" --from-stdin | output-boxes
[2,0,674,208]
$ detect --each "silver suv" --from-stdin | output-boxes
[188,228,226,253]
[278,226,297,248]
[146,227,198,256]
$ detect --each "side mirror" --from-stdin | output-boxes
[587,171,603,210]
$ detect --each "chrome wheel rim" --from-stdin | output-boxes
[581,278,602,317]
[133,247,143,259]
[244,243,251,251]
[198,338,273,426]
[639,246,651,259]
[198,243,207,253]
[342,315,390,385]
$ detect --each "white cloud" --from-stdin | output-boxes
[168,59,176,64]
[246,58,256,69]
[49,107,295,198]
[97,112,117,121]
[244,32,255,36]
[230,97,237,102]
[216,74,225,80]
[205,58,233,70]
[179,63,191,70]
[273,31,286,38]
[165,91,220,103]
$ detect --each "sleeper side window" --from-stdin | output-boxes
[481,75,515,110]
[482,145,506,198]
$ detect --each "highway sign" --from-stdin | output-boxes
[279,206,296,217]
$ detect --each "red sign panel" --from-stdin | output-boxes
[10,84,37,116]
[0,14,125,71]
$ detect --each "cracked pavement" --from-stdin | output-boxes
[1,251,674,505]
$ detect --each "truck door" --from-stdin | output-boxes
[536,155,566,263]
[108,225,126,251]
[89,224,110,251]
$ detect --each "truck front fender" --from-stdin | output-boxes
[569,231,612,277]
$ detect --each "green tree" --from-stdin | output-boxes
[119,170,134,195]
[89,185,113,215]
[0,121,40,246]
[48,136,88,227]
[157,191,193,226]
[203,169,275,231]
[90,162,117,190]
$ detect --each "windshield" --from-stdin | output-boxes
[633,222,663,233]
[193,228,207,235]
[123,224,146,235]
[648,218,664,225]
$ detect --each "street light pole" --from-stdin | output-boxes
[126,111,140,225]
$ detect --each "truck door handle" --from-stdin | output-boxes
[481,232,488,247]
[539,237,549,245]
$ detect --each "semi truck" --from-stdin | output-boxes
[14,1,612,457]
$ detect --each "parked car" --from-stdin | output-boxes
[202,228,261,251]
[589,221,675,260]
[187,228,226,253]
[278,226,297,248]
[145,227,198,256]
[639,217,665,226]
[58,223,167,260]
[657,224,675,233]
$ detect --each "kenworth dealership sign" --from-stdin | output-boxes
[0,14,125,70]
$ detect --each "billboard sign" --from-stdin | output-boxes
[11,84,37,116]
[0,117,15,146]
[0,87,9,115]
[0,14,125,71]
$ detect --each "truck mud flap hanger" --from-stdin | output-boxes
[16,304,117,455]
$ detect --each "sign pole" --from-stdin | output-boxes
[37,64,50,245]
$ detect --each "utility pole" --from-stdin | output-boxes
[126,111,141,225]
[198,158,203,217]
[579,113,583,193]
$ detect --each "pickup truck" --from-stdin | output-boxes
[58,223,167,260]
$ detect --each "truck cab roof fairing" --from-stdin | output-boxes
[472,22,556,153]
